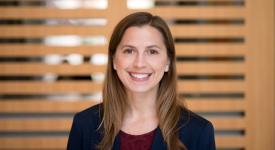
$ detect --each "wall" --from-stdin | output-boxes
[0,0,274,149]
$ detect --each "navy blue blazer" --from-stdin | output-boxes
[67,104,216,150]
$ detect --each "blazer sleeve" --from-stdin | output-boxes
[197,122,216,150]
[67,113,83,150]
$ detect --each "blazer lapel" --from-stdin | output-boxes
[151,127,167,150]
[112,134,120,150]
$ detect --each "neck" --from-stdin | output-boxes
[125,90,158,118]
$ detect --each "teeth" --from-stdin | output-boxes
[130,73,150,79]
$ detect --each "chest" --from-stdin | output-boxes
[120,116,158,135]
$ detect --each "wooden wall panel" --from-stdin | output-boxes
[246,0,275,149]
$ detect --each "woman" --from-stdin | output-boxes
[67,12,215,150]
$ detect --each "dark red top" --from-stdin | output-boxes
[119,128,157,150]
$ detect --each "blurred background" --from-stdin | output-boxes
[0,0,274,149]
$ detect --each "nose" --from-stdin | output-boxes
[133,53,146,68]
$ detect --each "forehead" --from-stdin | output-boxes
[119,25,165,46]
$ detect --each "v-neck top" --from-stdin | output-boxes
[119,128,157,150]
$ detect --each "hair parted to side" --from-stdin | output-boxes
[98,12,187,150]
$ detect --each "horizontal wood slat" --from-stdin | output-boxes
[216,136,246,148]
[0,117,245,132]
[175,44,247,56]
[0,8,110,19]
[0,7,245,19]
[210,118,245,130]
[186,99,246,112]
[177,62,246,74]
[0,119,72,132]
[0,26,110,37]
[0,81,102,94]
[0,25,244,37]
[170,25,245,37]
[0,136,245,149]
[0,44,108,56]
[131,7,246,19]
[0,137,67,149]
[0,63,106,75]
[0,100,97,113]
[0,44,247,56]
[179,80,245,93]
[0,99,245,113]
[0,81,245,94]
[0,62,245,75]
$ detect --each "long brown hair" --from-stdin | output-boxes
[98,12,186,150]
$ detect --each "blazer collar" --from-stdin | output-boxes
[151,127,167,149]
[112,127,167,150]
[113,134,120,150]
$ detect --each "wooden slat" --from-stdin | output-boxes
[210,118,246,130]
[0,63,106,75]
[0,117,245,132]
[0,25,245,37]
[0,100,98,113]
[170,25,245,37]
[0,44,246,57]
[0,80,244,94]
[0,7,245,19]
[0,44,108,56]
[0,137,67,149]
[0,81,102,94]
[178,80,245,93]
[0,8,110,19]
[216,136,246,148]
[186,99,246,112]
[0,118,71,132]
[0,136,245,149]
[0,26,110,37]
[175,44,247,56]
[130,7,246,19]
[0,62,245,75]
[0,99,245,113]
[177,62,246,74]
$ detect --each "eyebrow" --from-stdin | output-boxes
[120,45,161,49]
[120,45,135,49]
[147,45,161,49]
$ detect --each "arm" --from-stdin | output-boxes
[197,122,216,150]
[67,113,82,150]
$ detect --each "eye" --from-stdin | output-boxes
[123,48,134,54]
[148,49,159,55]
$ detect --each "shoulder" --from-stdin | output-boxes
[67,103,103,150]
[180,109,213,130]
[73,103,103,130]
[75,103,102,119]
[178,108,216,149]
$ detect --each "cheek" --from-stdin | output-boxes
[153,63,167,71]
[114,57,131,70]
[149,57,169,70]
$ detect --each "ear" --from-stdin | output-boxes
[113,63,117,70]
[165,64,169,72]
[165,60,170,72]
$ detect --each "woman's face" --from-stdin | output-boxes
[113,25,169,94]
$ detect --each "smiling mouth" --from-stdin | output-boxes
[128,72,152,80]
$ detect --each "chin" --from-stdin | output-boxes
[126,85,158,94]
